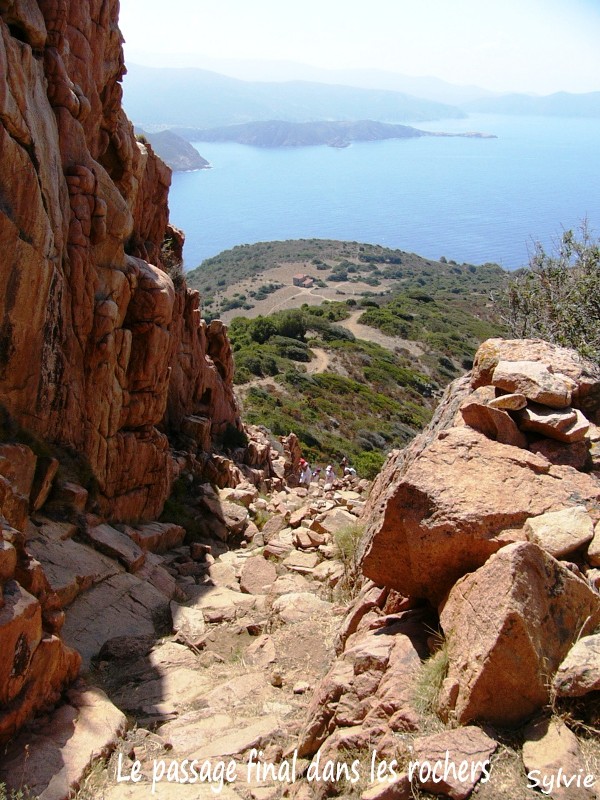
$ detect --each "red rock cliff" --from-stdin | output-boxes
[0,0,239,521]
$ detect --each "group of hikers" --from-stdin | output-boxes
[298,456,356,487]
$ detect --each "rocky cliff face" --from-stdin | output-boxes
[0,0,242,747]
[0,0,239,523]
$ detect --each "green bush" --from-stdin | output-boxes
[354,449,385,479]
[333,522,365,601]
[500,225,600,363]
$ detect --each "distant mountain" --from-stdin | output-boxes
[137,129,209,171]
[125,53,497,105]
[462,91,600,117]
[175,119,496,148]
[122,64,466,128]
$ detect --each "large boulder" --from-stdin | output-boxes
[438,542,600,726]
[360,426,600,603]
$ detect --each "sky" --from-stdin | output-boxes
[118,0,600,95]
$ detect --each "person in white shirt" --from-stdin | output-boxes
[299,459,312,486]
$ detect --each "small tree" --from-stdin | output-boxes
[499,223,600,364]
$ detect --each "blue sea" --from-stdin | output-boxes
[167,114,600,272]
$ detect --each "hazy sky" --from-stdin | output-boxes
[119,0,600,94]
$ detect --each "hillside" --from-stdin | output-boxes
[186,239,505,321]
[122,63,466,128]
[191,241,508,474]
[177,119,497,148]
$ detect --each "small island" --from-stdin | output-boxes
[173,119,497,148]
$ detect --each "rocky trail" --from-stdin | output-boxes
[4,340,600,800]
[0,467,369,800]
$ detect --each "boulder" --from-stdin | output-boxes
[136,555,182,601]
[26,532,120,608]
[586,521,600,567]
[487,392,527,410]
[524,505,594,558]
[316,507,357,536]
[411,727,497,800]
[219,486,258,507]
[261,514,288,543]
[553,634,600,697]
[208,560,240,591]
[30,457,60,512]
[491,360,574,409]
[271,592,333,624]
[460,401,527,447]
[438,543,600,726]
[293,527,316,549]
[124,522,185,554]
[0,686,126,800]
[184,584,256,624]
[220,500,249,536]
[522,716,594,800]
[529,438,591,471]
[282,550,320,573]
[361,775,412,800]
[240,557,277,595]
[360,426,600,603]
[170,602,206,646]
[84,524,145,572]
[518,404,590,443]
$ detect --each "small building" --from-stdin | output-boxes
[293,273,315,288]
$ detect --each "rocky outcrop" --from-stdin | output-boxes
[301,338,600,777]
[0,445,80,744]
[0,0,239,523]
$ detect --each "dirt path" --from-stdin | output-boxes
[339,310,426,357]
[306,347,330,374]
[267,287,332,314]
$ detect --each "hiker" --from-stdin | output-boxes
[299,459,312,486]
[325,464,335,483]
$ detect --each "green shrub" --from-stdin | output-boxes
[333,522,365,601]
[500,224,600,363]
[354,450,385,479]
[413,643,449,716]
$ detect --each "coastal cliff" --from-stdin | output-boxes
[0,0,239,523]
[0,0,241,745]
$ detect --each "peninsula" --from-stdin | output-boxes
[174,119,497,148]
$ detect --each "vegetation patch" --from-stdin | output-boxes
[499,224,600,364]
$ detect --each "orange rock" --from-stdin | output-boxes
[438,542,600,726]
[0,0,240,524]
[360,426,600,603]
[472,338,600,418]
